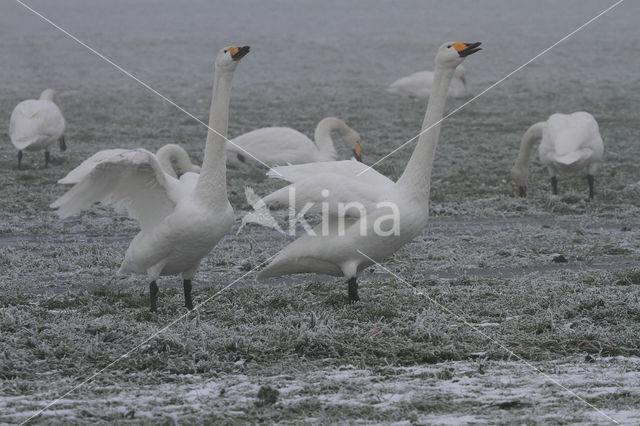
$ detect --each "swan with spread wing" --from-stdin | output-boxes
[52,45,249,312]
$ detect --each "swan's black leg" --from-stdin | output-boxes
[551,176,558,195]
[348,277,359,304]
[44,151,50,168]
[587,175,595,200]
[17,151,22,169]
[183,279,193,310]
[150,281,159,312]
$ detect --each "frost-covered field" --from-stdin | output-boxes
[2,0,640,424]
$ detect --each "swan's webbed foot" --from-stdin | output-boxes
[587,175,595,200]
[150,281,159,312]
[44,151,50,168]
[17,151,22,169]
[551,176,558,195]
[347,277,359,304]
[183,279,193,310]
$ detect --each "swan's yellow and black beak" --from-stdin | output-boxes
[229,45,250,61]
[453,42,482,57]
[353,142,362,162]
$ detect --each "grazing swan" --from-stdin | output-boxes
[9,89,67,169]
[59,144,201,185]
[256,42,481,303]
[510,112,604,199]
[52,45,249,311]
[226,117,362,167]
[387,65,466,99]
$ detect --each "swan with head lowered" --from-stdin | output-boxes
[59,143,201,185]
[254,41,481,303]
[511,111,604,199]
[51,45,249,312]
[388,65,466,99]
[226,117,362,167]
[9,89,67,169]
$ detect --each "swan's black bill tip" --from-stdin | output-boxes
[458,42,482,57]
[232,45,250,61]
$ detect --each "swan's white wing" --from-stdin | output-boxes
[267,159,393,187]
[58,149,131,184]
[227,127,318,166]
[9,100,65,150]
[388,71,434,98]
[52,149,180,232]
[263,171,391,219]
[544,112,604,166]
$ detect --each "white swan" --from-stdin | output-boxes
[52,45,250,311]
[9,89,67,169]
[387,65,466,99]
[255,41,481,302]
[226,117,362,167]
[510,112,604,199]
[59,144,201,185]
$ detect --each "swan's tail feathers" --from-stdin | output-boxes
[238,187,285,235]
[555,151,584,166]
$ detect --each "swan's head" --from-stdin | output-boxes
[215,45,251,70]
[40,89,62,109]
[344,130,362,162]
[436,42,481,68]
[510,165,528,198]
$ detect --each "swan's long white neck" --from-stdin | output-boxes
[314,117,349,159]
[156,144,196,178]
[397,64,455,199]
[512,122,545,181]
[195,68,234,205]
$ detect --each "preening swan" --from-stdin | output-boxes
[52,45,249,312]
[9,89,66,169]
[387,65,466,99]
[510,112,604,199]
[226,117,362,167]
[255,42,481,303]
[59,144,201,185]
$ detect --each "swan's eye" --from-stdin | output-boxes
[447,45,452,48]
[224,49,228,53]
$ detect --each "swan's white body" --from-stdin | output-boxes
[59,144,200,185]
[227,117,361,167]
[52,47,247,304]
[539,112,603,175]
[10,89,66,168]
[256,42,481,295]
[511,111,604,197]
[387,65,466,99]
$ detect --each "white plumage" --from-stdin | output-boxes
[255,41,482,302]
[9,89,66,168]
[511,111,604,198]
[226,117,362,167]
[51,45,250,311]
[387,65,466,99]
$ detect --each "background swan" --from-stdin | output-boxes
[59,144,200,185]
[52,45,249,311]
[255,41,481,303]
[226,117,362,167]
[510,111,604,199]
[387,65,466,99]
[9,89,66,169]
